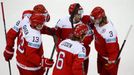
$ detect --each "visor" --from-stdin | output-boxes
[78,10,84,15]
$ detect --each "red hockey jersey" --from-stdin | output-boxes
[5,16,44,71]
[55,16,77,39]
[55,16,93,56]
[52,39,86,75]
[93,20,119,61]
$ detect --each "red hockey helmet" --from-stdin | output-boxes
[22,10,34,19]
[74,24,89,38]
[30,13,46,28]
[33,4,47,13]
[68,3,83,15]
[91,6,105,20]
[33,4,50,22]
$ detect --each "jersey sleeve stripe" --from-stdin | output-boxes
[28,42,40,48]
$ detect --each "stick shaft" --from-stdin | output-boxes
[45,45,56,75]
[115,25,133,64]
[1,2,12,75]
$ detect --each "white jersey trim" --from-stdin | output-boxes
[5,49,14,55]
[16,60,41,71]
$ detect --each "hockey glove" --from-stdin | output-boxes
[41,58,54,68]
[105,60,116,70]
[3,49,14,61]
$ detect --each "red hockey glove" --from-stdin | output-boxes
[81,15,91,24]
[41,58,54,68]
[105,60,116,70]
[3,49,14,61]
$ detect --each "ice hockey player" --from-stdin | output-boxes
[52,24,89,75]
[3,12,54,75]
[81,14,94,74]
[54,3,83,40]
[41,3,93,74]
[90,6,120,75]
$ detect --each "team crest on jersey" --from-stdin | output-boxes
[101,28,106,33]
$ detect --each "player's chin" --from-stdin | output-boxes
[36,26,43,30]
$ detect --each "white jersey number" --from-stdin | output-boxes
[18,32,24,53]
[56,51,65,69]
[109,31,113,37]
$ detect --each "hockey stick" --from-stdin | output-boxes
[45,28,56,75]
[115,25,133,64]
[45,44,56,75]
[1,2,12,75]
